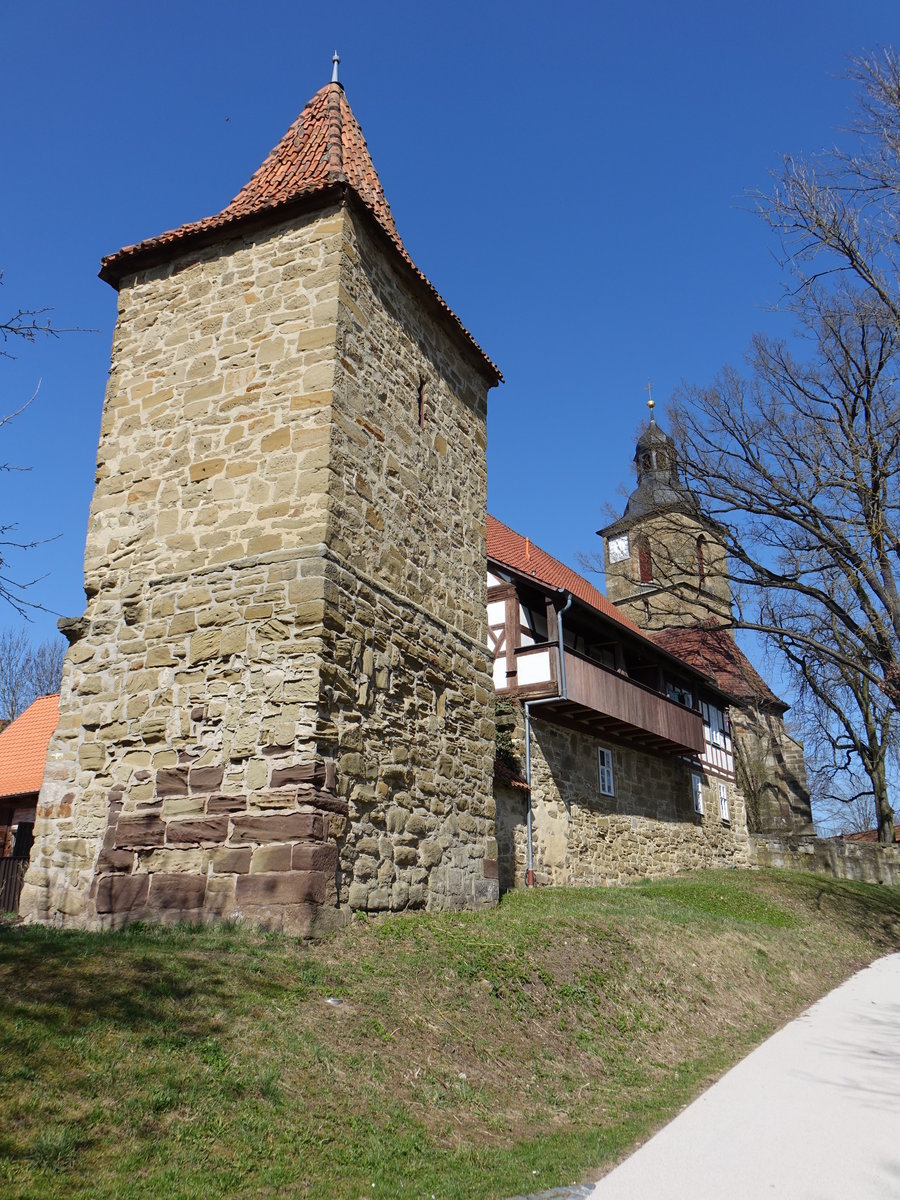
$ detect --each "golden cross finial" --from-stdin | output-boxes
[645,381,655,422]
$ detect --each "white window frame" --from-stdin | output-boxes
[598,747,615,797]
[702,702,726,749]
[692,772,704,815]
[718,781,730,823]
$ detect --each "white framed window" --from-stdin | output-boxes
[692,772,704,815]
[702,702,727,749]
[718,782,730,823]
[598,747,615,797]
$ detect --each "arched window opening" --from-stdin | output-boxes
[696,535,707,584]
[636,535,653,583]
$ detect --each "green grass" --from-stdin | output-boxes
[1,868,898,1199]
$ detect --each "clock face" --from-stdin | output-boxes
[608,534,630,564]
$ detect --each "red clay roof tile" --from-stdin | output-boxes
[494,759,530,791]
[100,83,501,383]
[651,624,785,708]
[0,694,59,800]
[487,515,650,640]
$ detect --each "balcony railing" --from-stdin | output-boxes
[509,642,704,757]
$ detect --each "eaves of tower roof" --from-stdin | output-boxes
[99,82,501,385]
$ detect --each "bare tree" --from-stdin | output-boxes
[0,270,84,616]
[670,50,900,844]
[809,764,878,838]
[0,628,65,722]
[26,636,66,702]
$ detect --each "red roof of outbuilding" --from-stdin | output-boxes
[841,827,900,843]
[651,624,785,709]
[0,694,59,800]
[100,83,501,383]
[487,515,649,640]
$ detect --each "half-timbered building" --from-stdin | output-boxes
[487,515,751,891]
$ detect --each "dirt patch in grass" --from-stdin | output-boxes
[1,869,898,1200]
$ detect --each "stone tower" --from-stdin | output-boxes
[599,414,731,632]
[21,77,502,932]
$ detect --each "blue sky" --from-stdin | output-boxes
[0,0,894,655]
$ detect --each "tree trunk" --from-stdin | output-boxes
[872,762,895,845]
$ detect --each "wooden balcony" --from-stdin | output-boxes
[513,643,704,757]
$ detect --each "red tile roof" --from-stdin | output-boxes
[837,827,900,843]
[487,515,648,640]
[494,759,530,791]
[100,83,501,384]
[651,624,785,708]
[0,694,59,800]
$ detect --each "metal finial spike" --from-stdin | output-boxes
[645,381,655,422]
[332,51,341,84]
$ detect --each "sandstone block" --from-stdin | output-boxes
[189,765,225,792]
[292,841,338,872]
[115,816,166,849]
[149,872,207,911]
[213,846,251,874]
[251,844,292,873]
[230,811,325,843]
[269,761,324,788]
[79,742,106,771]
[189,458,225,483]
[95,873,149,914]
[156,767,189,797]
[419,840,442,868]
[235,869,327,906]
[166,816,228,846]
[190,629,220,664]
[207,793,247,814]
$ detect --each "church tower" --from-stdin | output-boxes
[21,68,502,932]
[599,407,731,632]
[600,401,814,836]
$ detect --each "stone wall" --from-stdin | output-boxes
[495,707,750,890]
[751,834,900,886]
[21,199,499,930]
[318,206,497,913]
[732,707,814,835]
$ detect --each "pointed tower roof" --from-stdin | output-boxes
[598,416,710,539]
[99,82,501,382]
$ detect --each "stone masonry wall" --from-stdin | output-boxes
[22,208,349,932]
[750,834,900,886]
[318,207,497,913]
[495,708,750,889]
[605,512,731,632]
[732,707,814,835]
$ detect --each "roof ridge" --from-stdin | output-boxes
[325,82,345,180]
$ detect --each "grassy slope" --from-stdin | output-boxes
[1,869,898,1200]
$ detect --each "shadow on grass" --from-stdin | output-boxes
[769,871,900,951]
[0,921,333,1079]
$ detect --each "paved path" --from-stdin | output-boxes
[585,953,900,1199]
